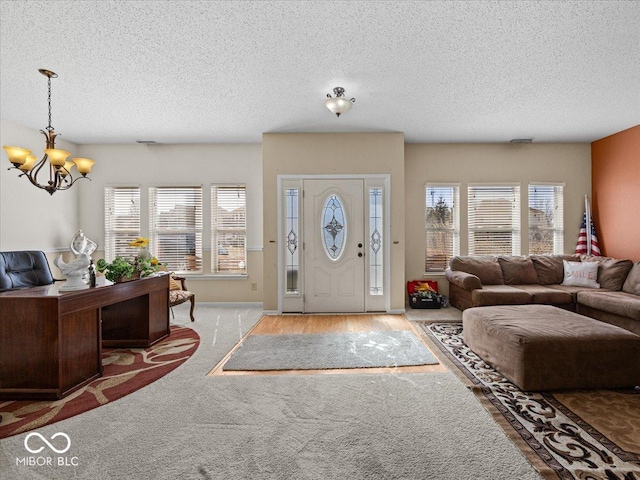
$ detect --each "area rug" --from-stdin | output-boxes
[417,322,640,480]
[223,330,438,371]
[0,324,200,439]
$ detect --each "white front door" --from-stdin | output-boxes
[303,179,365,313]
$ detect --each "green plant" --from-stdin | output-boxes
[96,256,164,282]
[96,257,136,282]
[137,257,163,278]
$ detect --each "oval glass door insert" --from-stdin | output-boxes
[322,194,347,261]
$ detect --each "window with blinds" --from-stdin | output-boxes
[150,186,203,273]
[468,184,521,256]
[104,186,141,262]
[529,184,564,254]
[211,185,247,274]
[425,185,460,272]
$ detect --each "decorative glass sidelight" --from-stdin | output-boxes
[322,194,347,261]
[369,188,383,295]
[285,188,299,293]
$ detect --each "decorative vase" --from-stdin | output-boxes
[137,247,151,261]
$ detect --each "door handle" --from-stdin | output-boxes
[358,252,363,257]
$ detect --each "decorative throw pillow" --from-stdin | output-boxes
[169,276,182,291]
[622,261,640,295]
[580,255,633,291]
[561,260,600,288]
[531,254,580,285]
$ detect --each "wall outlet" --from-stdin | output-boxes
[251,282,258,291]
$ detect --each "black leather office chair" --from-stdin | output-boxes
[0,251,55,292]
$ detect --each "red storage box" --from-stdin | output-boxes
[407,280,438,295]
[407,280,441,309]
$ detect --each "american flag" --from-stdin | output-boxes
[575,211,601,256]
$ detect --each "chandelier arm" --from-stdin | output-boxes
[26,154,50,184]
[52,173,92,193]
[8,165,56,193]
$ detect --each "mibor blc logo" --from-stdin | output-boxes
[24,432,71,454]
[17,432,79,467]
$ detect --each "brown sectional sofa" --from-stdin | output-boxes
[445,254,640,335]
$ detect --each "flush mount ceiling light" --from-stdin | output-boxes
[325,87,355,117]
[2,69,96,195]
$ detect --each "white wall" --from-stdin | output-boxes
[0,119,80,252]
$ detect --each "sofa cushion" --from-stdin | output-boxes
[471,285,532,306]
[581,255,634,291]
[547,284,610,302]
[450,256,504,285]
[561,260,600,288]
[577,291,640,321]
[623,261,640,295]
[498,257,538,285]
[511,285,573,304]
[530,254,580,285]
[445,268,482,291]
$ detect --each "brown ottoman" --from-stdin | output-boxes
[462,304,640,391]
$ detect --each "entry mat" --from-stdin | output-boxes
[223,330,439,371]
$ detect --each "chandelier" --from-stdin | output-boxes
[325,87,355,117]
[2,69,96,195]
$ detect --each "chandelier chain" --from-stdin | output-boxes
[46,75,53,132]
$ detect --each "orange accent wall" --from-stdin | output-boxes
[591,125,640,261]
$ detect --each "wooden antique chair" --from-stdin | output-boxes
[169,275,195,321]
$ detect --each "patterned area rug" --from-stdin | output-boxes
[417,322,640,480]
[0,324,199,439]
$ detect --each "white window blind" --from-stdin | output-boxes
[425,185,460,272]
[211,185,247,274]
[468,184,521,256]
[529,184,564,255]
[150,186,203,273]
[104,186,140,262]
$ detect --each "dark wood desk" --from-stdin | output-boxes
[0,274,169,400]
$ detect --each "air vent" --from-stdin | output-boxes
[509,138,533,144]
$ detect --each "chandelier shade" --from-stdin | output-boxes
[2,69,96,195]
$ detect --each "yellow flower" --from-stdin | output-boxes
[129,237,149,247]
[150,257,159,266]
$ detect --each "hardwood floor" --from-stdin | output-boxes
[208,314,447,376]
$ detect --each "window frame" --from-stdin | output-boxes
[528,183,564,255]
[149,185,204,274]
[424,183,460,273]
[211,184,247,276]
[467,183,521,257]
[104,186,141,262]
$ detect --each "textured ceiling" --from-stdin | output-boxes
[1,1,638,144]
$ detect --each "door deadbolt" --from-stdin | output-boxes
[357,243,363,248]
